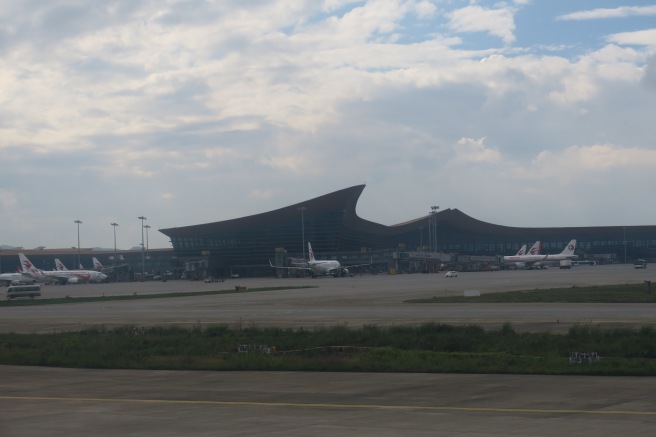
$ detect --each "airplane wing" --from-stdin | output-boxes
[344,261,372,269]
[43,272,71,284]
[342,258,374,269]
[43,271,93,284]
[269,261,312,272]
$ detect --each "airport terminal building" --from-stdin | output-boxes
[3,185,654,280]
[159,185,656,277]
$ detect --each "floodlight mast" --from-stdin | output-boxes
[111,222,119,268]
[138,216,147,280]
[74,219,82,269]
[144,224,151,259]
[431,206,439,253]
[298,206,307,261]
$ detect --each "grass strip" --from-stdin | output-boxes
[406,284,656,303]
[0,285,315,307]
[2,323,656,375]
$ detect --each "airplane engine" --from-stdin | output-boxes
[514,262,525,270]
[67,277,80,284]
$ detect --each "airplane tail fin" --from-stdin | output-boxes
[515,245,527,256]
[528,241,542,255]
[55,259,68,271]
[19,253,41,276]
[560,239,577,256]
[93,257,103,270]
[307,242,316,262]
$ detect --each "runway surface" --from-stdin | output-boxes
[2,265,656,435]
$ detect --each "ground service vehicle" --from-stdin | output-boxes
[634,259,647,269]
[6,284,41,299]
[445,271,458,278]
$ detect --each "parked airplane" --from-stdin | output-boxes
[270,242,371,277]
[93,257,104,271]
[92,256,126,275]
[56,259,85,270]
[504,242,539,269]
[527,241,542,256]
[19,253,108,284]
[543,239,578,262]
[503,240,577,269]
[0,272,36,286]
[54,259,68,271]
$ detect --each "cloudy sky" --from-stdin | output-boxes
[1,0,655,250]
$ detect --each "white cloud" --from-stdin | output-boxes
[522,144,656,183]
[0,190,18,210]
[607,29,656,47]
[558,6,656,21]
[446,5,517,45]
[452,137,502,164]
[248,189,275,201]
[414,1,437,18]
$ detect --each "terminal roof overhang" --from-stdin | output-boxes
[159,185,383,239]
[159,185,652,241]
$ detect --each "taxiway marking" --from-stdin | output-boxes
[1,395,654,416]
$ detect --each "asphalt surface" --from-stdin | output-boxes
[1,366,655,436]
[1,265,656,435]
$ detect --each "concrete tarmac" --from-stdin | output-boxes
[2,265,656,435]
[1,366,656,436]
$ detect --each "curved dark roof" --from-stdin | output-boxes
[160,185,376,238]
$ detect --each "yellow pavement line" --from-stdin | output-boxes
[0,395,654,416]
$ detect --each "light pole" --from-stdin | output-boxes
[298,206,307,261]
[138,216,147,280]
[623,226,627,264]
[144,224,151,259]
[427,212,432,253]
[74,219,82,269]
[111,223,118,267]
[431,206,439,252]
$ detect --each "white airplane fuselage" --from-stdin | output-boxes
[19,253,107,284]
[41,269,107,284]
[503,254,547,264]
[306,259,342,276]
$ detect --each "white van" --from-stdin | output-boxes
[634,259,647,269]
[6,284,41,300]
